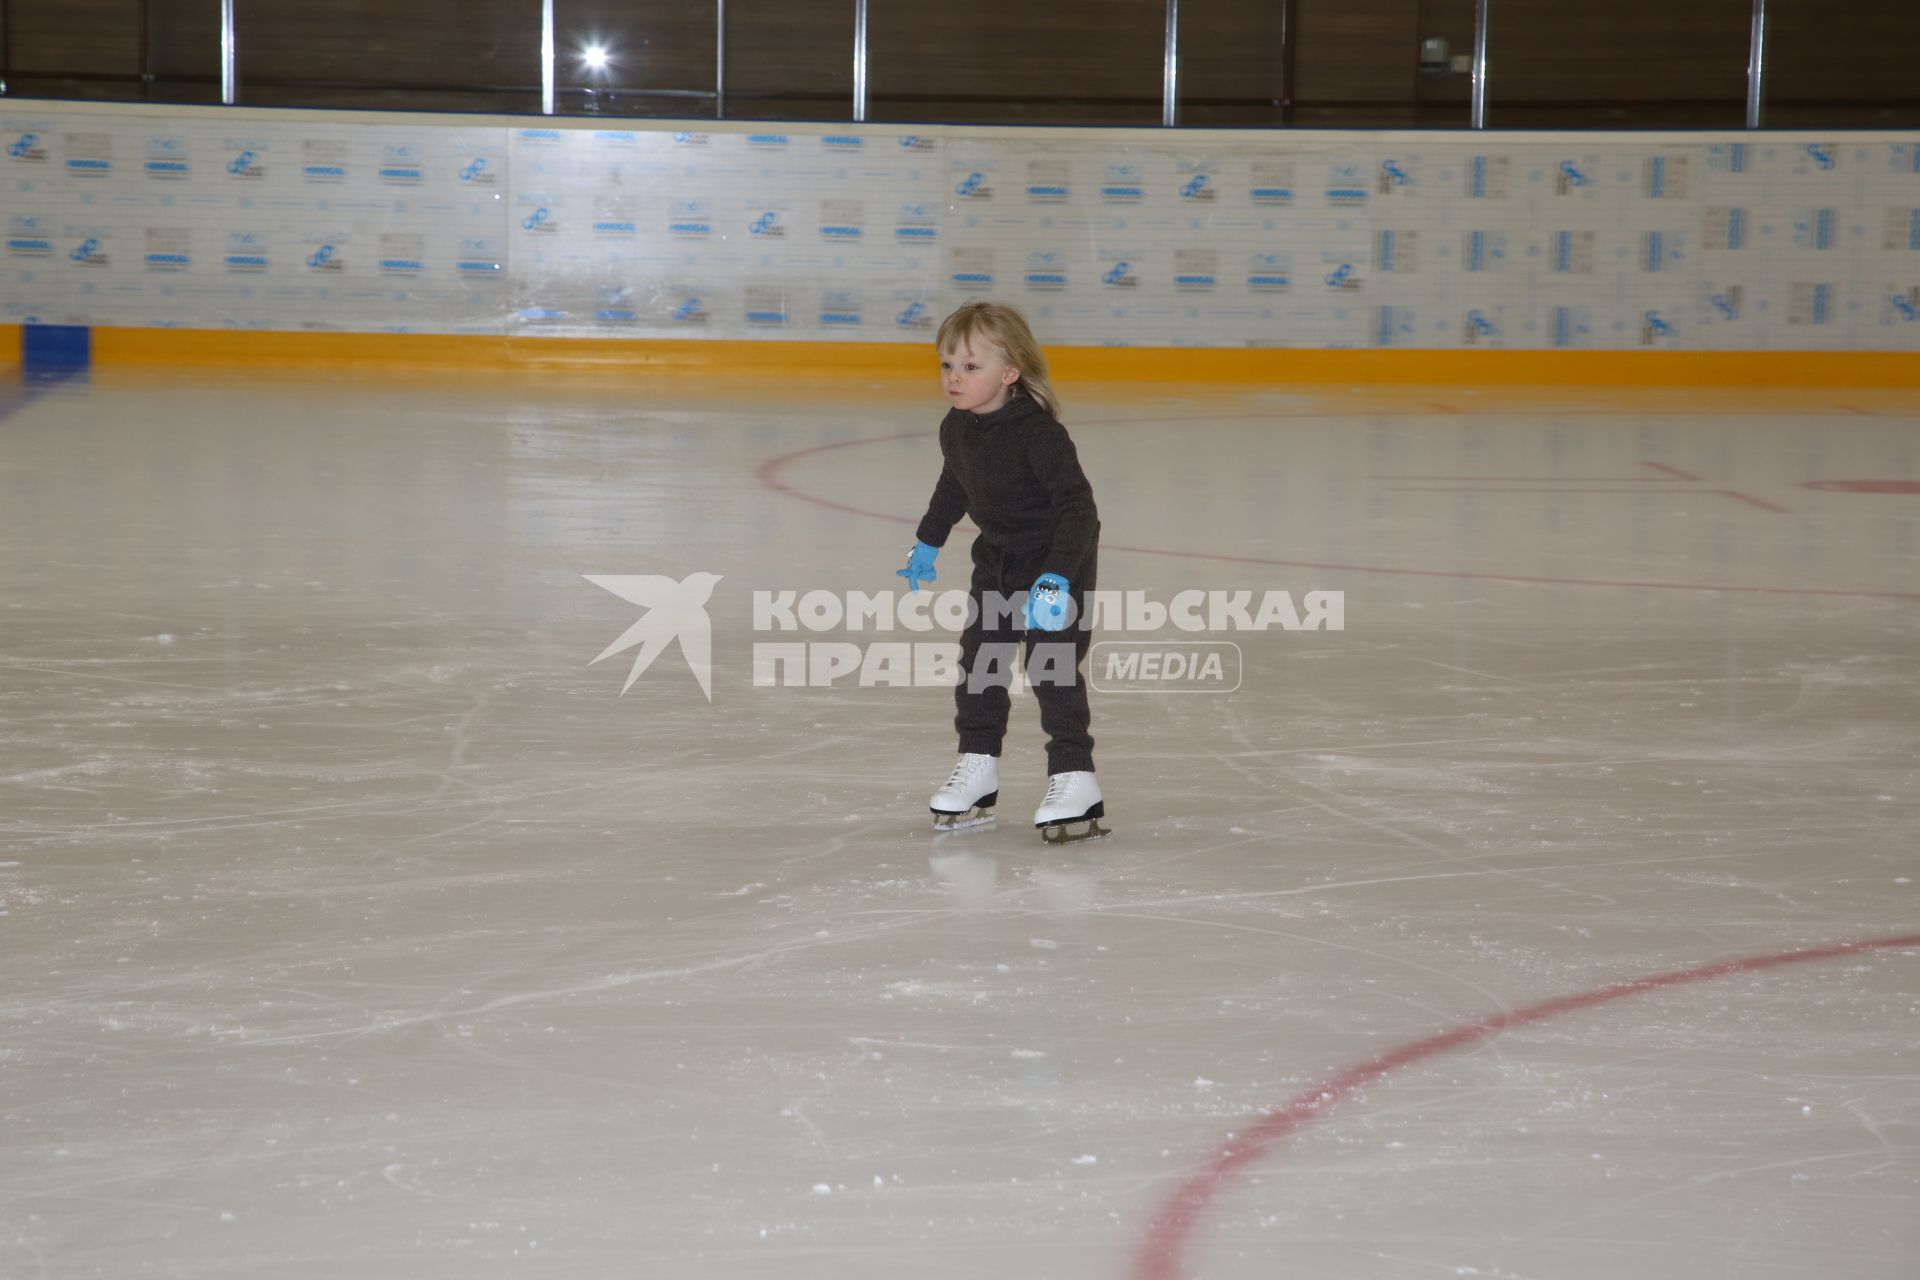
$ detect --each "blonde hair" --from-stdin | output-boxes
[936,301,1060,419]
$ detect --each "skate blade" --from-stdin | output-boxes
[932,808,996,833]
[1040,818,1111,845]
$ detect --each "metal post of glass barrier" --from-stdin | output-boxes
[1470,0,1489,128]
[541,0,556,114]
[853,0,869,123]
[715,0,727,119]
[1746,0,1767,129]
[1163,0,1180,127]
[219,0,236,104]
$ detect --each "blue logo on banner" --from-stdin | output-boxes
[1466,230,1488,271]
[1643,310,1673,339]
[456,240,501,275]
[379,146,424,184]
[749,210,782,237]
[896,301,932,329]
[145,139,190,180]
[1325,262,1358,289]
[227,148,265,178]
[5,216,52,256]
[306,244,341,271]
[673,297,708,323]
[1710,291,1739,321]
[1101,260,1138,288]
[1892,293,1917,322]
[895,204,937,240]
[1725,208,1747,250]
[670,202,711,237]
[70,237,109,266]
[1381,160,1409,186]
[955,172,988,198]
[522,207,554,232]
[224,232,267,272]
[820,291,862,326]
[1180,174,1212,200]
[67,157,112,176]
[8,132,47,161]
[1559,161,1590,188]
[1468,156,1491,197]
[1102,165,1144,202]
[747,134,790,148]
[1466,310,1494,339]
[1247,254,1289,292]
[1806,144,1836,171]
[1644,231,1666,272]
[821,135,863,150]
[460,157,491,182]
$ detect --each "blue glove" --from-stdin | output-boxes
[896,540,939,593]
[1026,573,1071,631]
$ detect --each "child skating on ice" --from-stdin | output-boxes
[896,301,1107,843]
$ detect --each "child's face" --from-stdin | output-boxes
[939,336,1020,415]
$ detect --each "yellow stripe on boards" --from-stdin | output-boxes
[50,326,1920,388]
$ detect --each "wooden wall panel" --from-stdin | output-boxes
[1292,0,1418,104]
[722,0,853,116]
[1490,0,1752,104]
[869,0,1165,123]
[9,0,140,74]
[554,0,715,96]
[1768,0,1920,107]
[237,0,540,90]
[0,0,1913,123]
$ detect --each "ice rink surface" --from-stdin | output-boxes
[2,368,1917,1279]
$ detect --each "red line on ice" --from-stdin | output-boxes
[1131,933,1920,1280]
[758,434,1915,602]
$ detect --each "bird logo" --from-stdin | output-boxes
[585,573,723,700]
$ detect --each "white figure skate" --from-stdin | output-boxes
[1033,771,1109,844]
[930,753,998,831]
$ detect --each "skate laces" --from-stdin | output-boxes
[1043,773,1073,804]
[947,755,987,788]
